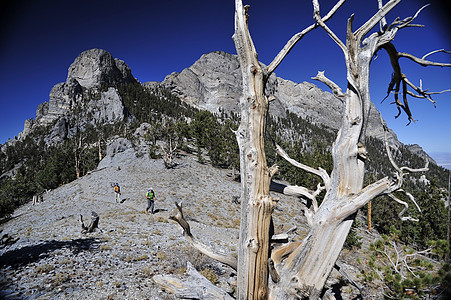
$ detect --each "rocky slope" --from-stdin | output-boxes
[0,139,242,299]
[0,136,387,299]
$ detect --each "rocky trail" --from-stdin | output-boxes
[0,140,384,299]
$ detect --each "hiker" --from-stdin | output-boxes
[114,183,121,203]
[146,188,156,214]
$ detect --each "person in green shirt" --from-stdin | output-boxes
[146,188,156,214]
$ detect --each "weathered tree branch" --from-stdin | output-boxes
[153,261,234,300]
[169,202,237,270]
[275,143,330,190]
[382,115,429,193]
[377,0,388,31]
[354,0,400,42]
[312,0,348,58]
[311,71,345,99]
[387,190,421,222]
[422,49,451,60]
[267,0,347,75]
[390,4,429,31]
[333,177,391,222]
[378,7,451,124]
[398,51,451,67]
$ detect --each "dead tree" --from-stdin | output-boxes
[80,211,99,233]
[161,138,178,169]
[265,0,450,298]
[156,0,450,299]
[232,1,348,298]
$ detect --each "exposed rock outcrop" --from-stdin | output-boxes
[89,87,126,124]
[156,51,399,145]
[407,144,436,164]
[67,48,136,89]
[12,49,136,145]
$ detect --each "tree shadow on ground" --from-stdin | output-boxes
[0,238,102,268]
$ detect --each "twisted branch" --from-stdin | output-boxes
[378,7,451,124]
[267,0,347,75]
[275,143,331,190]
[169,202,237,270]
[387,192,420,222]
[311,71,345,99]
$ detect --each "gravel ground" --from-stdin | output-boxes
[1,141,384,299]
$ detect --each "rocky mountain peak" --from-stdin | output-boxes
[67,48,136,89]
[9,49,136,146]
[406,144,436,164]
[157,51,399,146]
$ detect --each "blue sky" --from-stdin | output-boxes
[0,0,450,166]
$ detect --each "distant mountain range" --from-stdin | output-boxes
[0,48,438,168]
[430,152,451,171]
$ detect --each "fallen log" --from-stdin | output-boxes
[153,261,233,300]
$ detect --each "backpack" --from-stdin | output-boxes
[114,185,120,192]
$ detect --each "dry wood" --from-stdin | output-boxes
[233,1,276,298]
[80,211,99,233]
[169,202,237,270]
[156,1,449,299]
[153,262,234,300]
[267,1,448,298]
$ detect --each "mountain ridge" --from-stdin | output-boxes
[1,49,436,165]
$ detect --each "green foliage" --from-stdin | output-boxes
[363,234,451,299]
[118,83,197,124]
[1,78,450,259]
[188,110,239,168]
[344,217,362,250]
[370,178,448,249]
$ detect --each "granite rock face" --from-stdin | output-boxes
[8,49,400,149]
[67,48,136,89]
[89,87,126,124]
[36,78,83,126]
[162,51,242,113]
[14,49,135,144]
[157,51,398,144]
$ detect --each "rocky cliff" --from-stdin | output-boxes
[150,51,400,146]
[5,49,418,155]
[15,49,138,144]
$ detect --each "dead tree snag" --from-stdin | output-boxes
[156,1,450,299]
[80,211,99,234]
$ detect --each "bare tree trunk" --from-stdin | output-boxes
[233,2,276,298]
[368,200,372,232]
[98,136,103,161]
[75,151,80,179]
[271,0,450,296]
[232,1,347,298]
[156,1,449,299]
[74,132,83,179]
